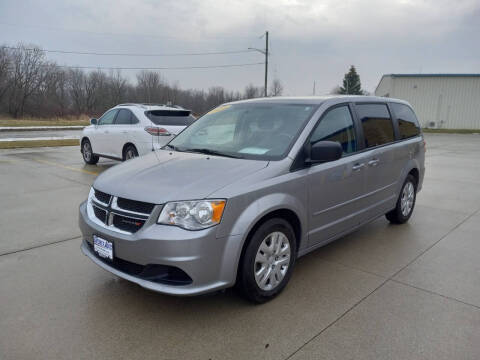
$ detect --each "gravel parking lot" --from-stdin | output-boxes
[1,133,479,360]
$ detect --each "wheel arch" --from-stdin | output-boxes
[397,159,421,196]
[222,193,307,286]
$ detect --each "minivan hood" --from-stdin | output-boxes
[93,150,268,204]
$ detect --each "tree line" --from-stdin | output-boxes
[0,44,284,119]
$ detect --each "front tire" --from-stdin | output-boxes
[81,139,99,165]
[386,174,417,224]
[237,218,297,303]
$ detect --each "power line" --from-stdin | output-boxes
[42,62,265,70]
[1,45,256,57]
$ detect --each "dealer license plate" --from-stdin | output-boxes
[93,235,113,261]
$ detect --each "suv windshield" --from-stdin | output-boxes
[146,110,196,126]
[168,103,317,160]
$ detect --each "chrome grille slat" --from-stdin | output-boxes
[88,189,157,234]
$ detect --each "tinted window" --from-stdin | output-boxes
[310,106,357,154]
[357,104,394,148]
[391,103,420,139]
[97,109,117,125]
[115,109,132,125]
[146,110,195,126]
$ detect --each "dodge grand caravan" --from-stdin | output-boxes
[79,96,425,303]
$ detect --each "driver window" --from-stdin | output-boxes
[310,106,357,155]
[98,109,117,125]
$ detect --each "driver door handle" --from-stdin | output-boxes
[368,159,380,167]
[352,163,365,171]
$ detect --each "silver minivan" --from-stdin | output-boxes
[79,96,425,303]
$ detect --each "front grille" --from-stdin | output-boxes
[117,197,155,214]
[89,190,157,234]
[93,206,107,223]
[113,214,145,233]
[87,242,192,285]
[94,189,111,204]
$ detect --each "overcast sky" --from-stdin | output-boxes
[1,0,479,95]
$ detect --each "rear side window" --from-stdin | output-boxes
[356,104,395,148]
[391,103,420,139]
[146,110,195,126]
[310,106,357,154]
[115,109,132,124]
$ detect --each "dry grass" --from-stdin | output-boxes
[0,139,79,149]
[0,115,90,127]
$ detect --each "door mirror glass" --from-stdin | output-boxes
[308,141,343,163]
[90,118,97,125]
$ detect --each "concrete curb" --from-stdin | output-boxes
[0,126,85,132]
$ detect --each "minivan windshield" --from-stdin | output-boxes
[167,103,317,160]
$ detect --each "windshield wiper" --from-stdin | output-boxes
[184,148,243,159]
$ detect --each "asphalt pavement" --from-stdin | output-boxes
[0,133,479,360]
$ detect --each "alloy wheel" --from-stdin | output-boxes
[254,231,291,291]
[83,142,92,161]
[125,149,136,160]
[401,181,415,217]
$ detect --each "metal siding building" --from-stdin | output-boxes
[375,74,480,129]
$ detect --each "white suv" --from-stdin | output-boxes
[81,103,195,164]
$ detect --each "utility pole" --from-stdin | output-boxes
[313,81,316,96]
[264,31,268,97]
[248,30,269,97]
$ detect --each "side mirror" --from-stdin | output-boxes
[307,141,343,163]
[90,118,97,125]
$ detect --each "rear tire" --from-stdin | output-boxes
[237,218,297,304]
[123,145,138,161]
[386,174,417,224]
[81,139,99,165]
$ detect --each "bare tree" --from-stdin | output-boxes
[68,68,86,115]
[269,79,283,97]
[244,84,263,99]
[136,70,163,103]
[0,42,251,119]
[109,70,127,105]
[8,44,45,117]
[0,47,12,105]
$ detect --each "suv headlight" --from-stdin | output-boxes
[158,200,226,230]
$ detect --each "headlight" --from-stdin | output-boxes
[158,200,226,230]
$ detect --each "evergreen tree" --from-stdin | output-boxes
[339,66,364,95]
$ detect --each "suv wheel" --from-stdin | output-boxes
[237,218,296,303]
[386,174,417,224]
[124,145,138,161]
[82,139,99,165]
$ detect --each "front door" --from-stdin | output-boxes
[307,105,368,247]
[94,109,118,156]
[110,109,134,158]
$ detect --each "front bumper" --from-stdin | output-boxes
[79,201,243,296]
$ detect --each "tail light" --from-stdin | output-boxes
[145,126,171,136]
